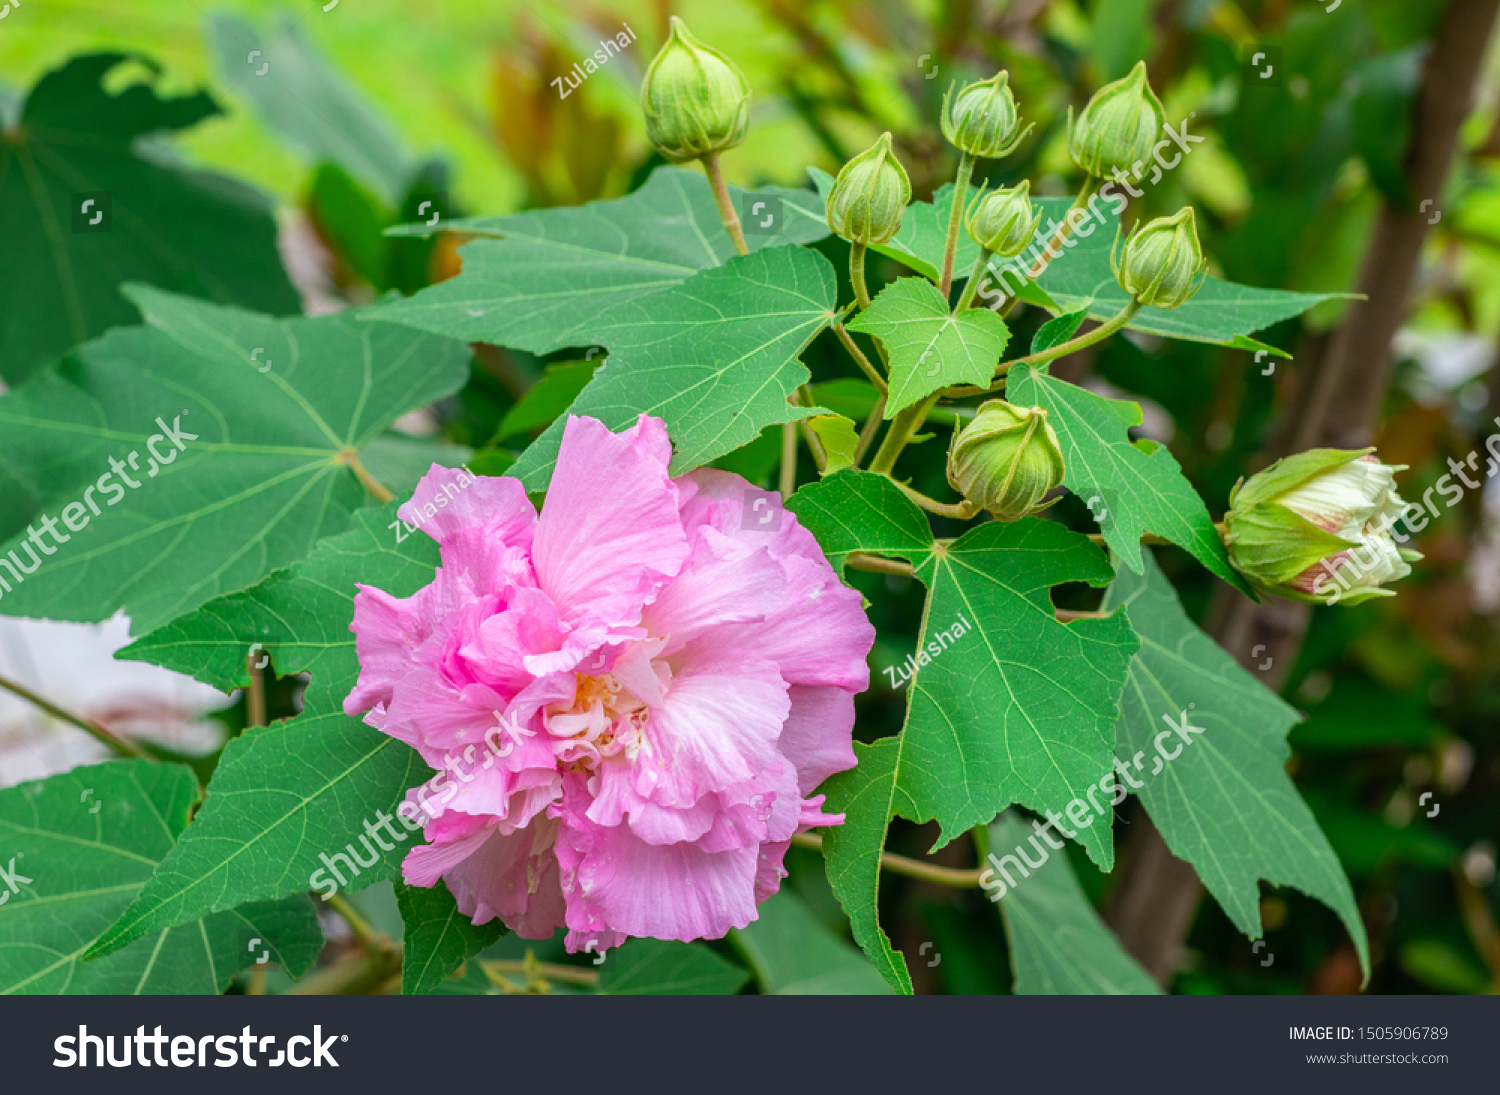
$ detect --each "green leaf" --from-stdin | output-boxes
[902,520,1138,867]
[847,279,1009,416]
[359,434,474,497]
[730,889,892,994]
[509,246,836,487]
[0,53,298,385]
[0,760,323,994]
[986,811,1160,994]
[1101,555,1370,979]
[0,288,469,634]
[1015,197,1350,346]
[596,939,749,995]
[85,505,439,960]
[1030,307,1090,355]
[372,166,829,353]
[494,360,600,443]
[790,472,1138,988]
[817,737,915,995]
[807,414,860,475]
[208,14,417,206]
[1007,364,1249,593]
[395,879,506,996]
[785,469,935,576]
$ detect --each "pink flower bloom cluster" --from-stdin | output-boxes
[343,415,873,953]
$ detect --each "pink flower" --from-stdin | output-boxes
[343,414,873,952]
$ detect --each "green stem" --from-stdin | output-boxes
[896,480,979,520]
[854,393,886,465]
[0,671,149,759]
[850,243,872,308]
[845,551,912,577]
[779,420,797,499]
[1000,299,1142,374]
[833,322,887,393]
[939,151,976,297]
[954,247,993,313]
[869,392,941,476]
[792,831,985,887]
[702,153,749,256]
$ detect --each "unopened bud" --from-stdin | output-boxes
[641,17,751,164]
[947,400,1065,521]
[1111,207,1208,309]
[1067,60,1165,178]
[967,181,1041,258]
[1223,449,1418,606]
[941,71,1033,160]
[827,132,912,246]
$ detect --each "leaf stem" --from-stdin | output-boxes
[0,671,149,759]
[702,153,749,256]
[326,893,388,956]
[346,454,394,503]
[868,392,941,475]
[854,393,886,465]
[954,247,993,313]
[483,958,601,990]
[896,480,978,520]
[845,552,914,577]
[833,322,888,394]
[779,421,798,500]
[792,831,985,888]
[938,151,976,298]
[998,299,1143,376]
[246,650,267,730]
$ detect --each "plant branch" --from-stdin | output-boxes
[0,672,149,760]
[854,393,886,464]
[954,247,994,312]
[845,552,913,577]
[869,393,941,475]
[834,322,888,394]
[792,830,985,887]
[702,153,749,256]
[896,480,978,520]
[482,958,600,990]
[939,151,976,297]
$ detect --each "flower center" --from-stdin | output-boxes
[542,672,648,771]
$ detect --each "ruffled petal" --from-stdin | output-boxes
[531,415,689,626]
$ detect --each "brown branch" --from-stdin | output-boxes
[1104,0,1500,987]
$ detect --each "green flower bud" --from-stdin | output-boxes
[640,17,751,164]
[1067,60,1165,178]
[1223,449,1419,606]
[966,181,1041,258]
[946,400,1065,521]
[826,132,912,246]
[1111,207,1208,309]
[941,71,1034,160]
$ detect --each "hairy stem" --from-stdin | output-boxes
[999,300,1142,375]
[792,831,985,887]
[702,153,749,256]
[939,151,976,297]
[845,551,913,577]
[834,322,888,394]
[850,243,872,308]
[779,421,798,499]
[868,392,941,475]
[854,393,886,464]
[896,480,978,520]
[954,247,994,313]
[0,672,149,759]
